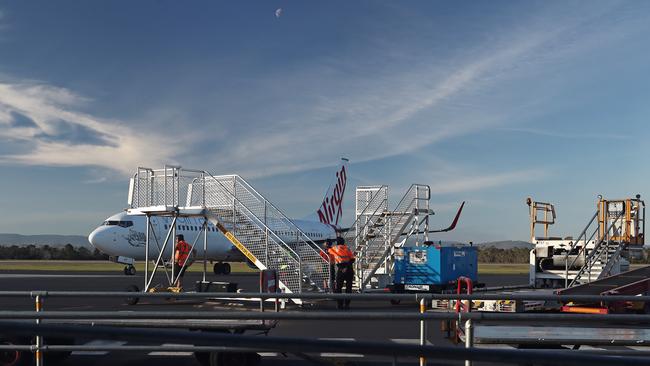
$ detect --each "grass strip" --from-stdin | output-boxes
[0,260,255,274]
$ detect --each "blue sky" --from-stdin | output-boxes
[0,1,649,242]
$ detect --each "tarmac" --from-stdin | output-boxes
[0,269,528,365]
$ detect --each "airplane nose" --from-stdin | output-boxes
[88,227,105,249]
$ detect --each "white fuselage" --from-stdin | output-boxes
[88,211,337,262]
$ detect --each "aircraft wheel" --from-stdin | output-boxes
[213,263,223,275]
[124,285,140,305]
[222,263,231,275]
[124,265,136,276]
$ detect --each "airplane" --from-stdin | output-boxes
[88,159,349,276]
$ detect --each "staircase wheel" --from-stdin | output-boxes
[124,285,140,305]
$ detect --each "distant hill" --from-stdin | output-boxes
[475,240,533,249]
[0,234,91,248]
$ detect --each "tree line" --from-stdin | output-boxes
[0,244,108,260]
[0,244,649,264]
[477,246,650,264]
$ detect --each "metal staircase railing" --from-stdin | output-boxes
[357,184,431,290]
[343,186,389,253]
[567,211,625,287]
[129,167,330,295]
[599,244,625,280]
[192,174,330,293]
[563,211,598,287]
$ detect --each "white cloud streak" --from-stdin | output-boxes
[0,2,647,197]
[0,82,180,175]
[210,2,647,183]
[499,127,631,140]
[428,169,547,195]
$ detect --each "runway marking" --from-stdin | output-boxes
[148,343,194,356]
[0,274,129,279]
[258,352,280,357]
[72,340,127,355]
[390,338,433,345]
[318,338,364,358]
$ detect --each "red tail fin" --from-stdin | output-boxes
[316,158,349,226]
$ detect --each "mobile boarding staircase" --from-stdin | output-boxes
[342,185,434,291]
[528,195,645,289]
[127,166,330,300]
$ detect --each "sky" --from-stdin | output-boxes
[0,1,649,242]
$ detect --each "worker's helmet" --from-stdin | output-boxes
[176,234,185,241]
[336,237,345,246]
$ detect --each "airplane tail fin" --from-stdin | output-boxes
[315,158,349,227]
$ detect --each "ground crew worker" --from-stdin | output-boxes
[173,234,195,288]
[328,236,355,310]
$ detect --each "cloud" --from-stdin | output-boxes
[209,2,646,180]
[427,169,547,195]
[0,81,181,175]
[82,176,108,184]
[498,127,631,140]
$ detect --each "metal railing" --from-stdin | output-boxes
[3,291,650,366]
[358,184,431,289]
[128,167,330,294]
[566,211,625,287]
[345,185,389,254]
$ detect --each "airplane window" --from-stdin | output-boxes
[103,221,133,228]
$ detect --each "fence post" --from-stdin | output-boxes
[34,294,44,366]
[464,318,473,366]
[419,297,426,366]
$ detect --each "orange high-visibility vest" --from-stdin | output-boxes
[175,240,192,266]
[328,244,355,264]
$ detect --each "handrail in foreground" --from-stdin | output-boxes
[3,290,650,303]
[2,310,650,323]
[0,321,647,366]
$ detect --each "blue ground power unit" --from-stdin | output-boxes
[391,244,478,292]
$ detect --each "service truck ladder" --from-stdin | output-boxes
[565,197,645,287]
[128,166,330,296]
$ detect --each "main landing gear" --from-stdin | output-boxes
[213,262,231,275]
[124,265,136,276]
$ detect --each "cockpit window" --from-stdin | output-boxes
[103,220,133,228]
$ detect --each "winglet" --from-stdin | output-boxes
[430,201,465,233]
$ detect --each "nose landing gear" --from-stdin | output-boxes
[124,265,136,276]
[213,262,231,275]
